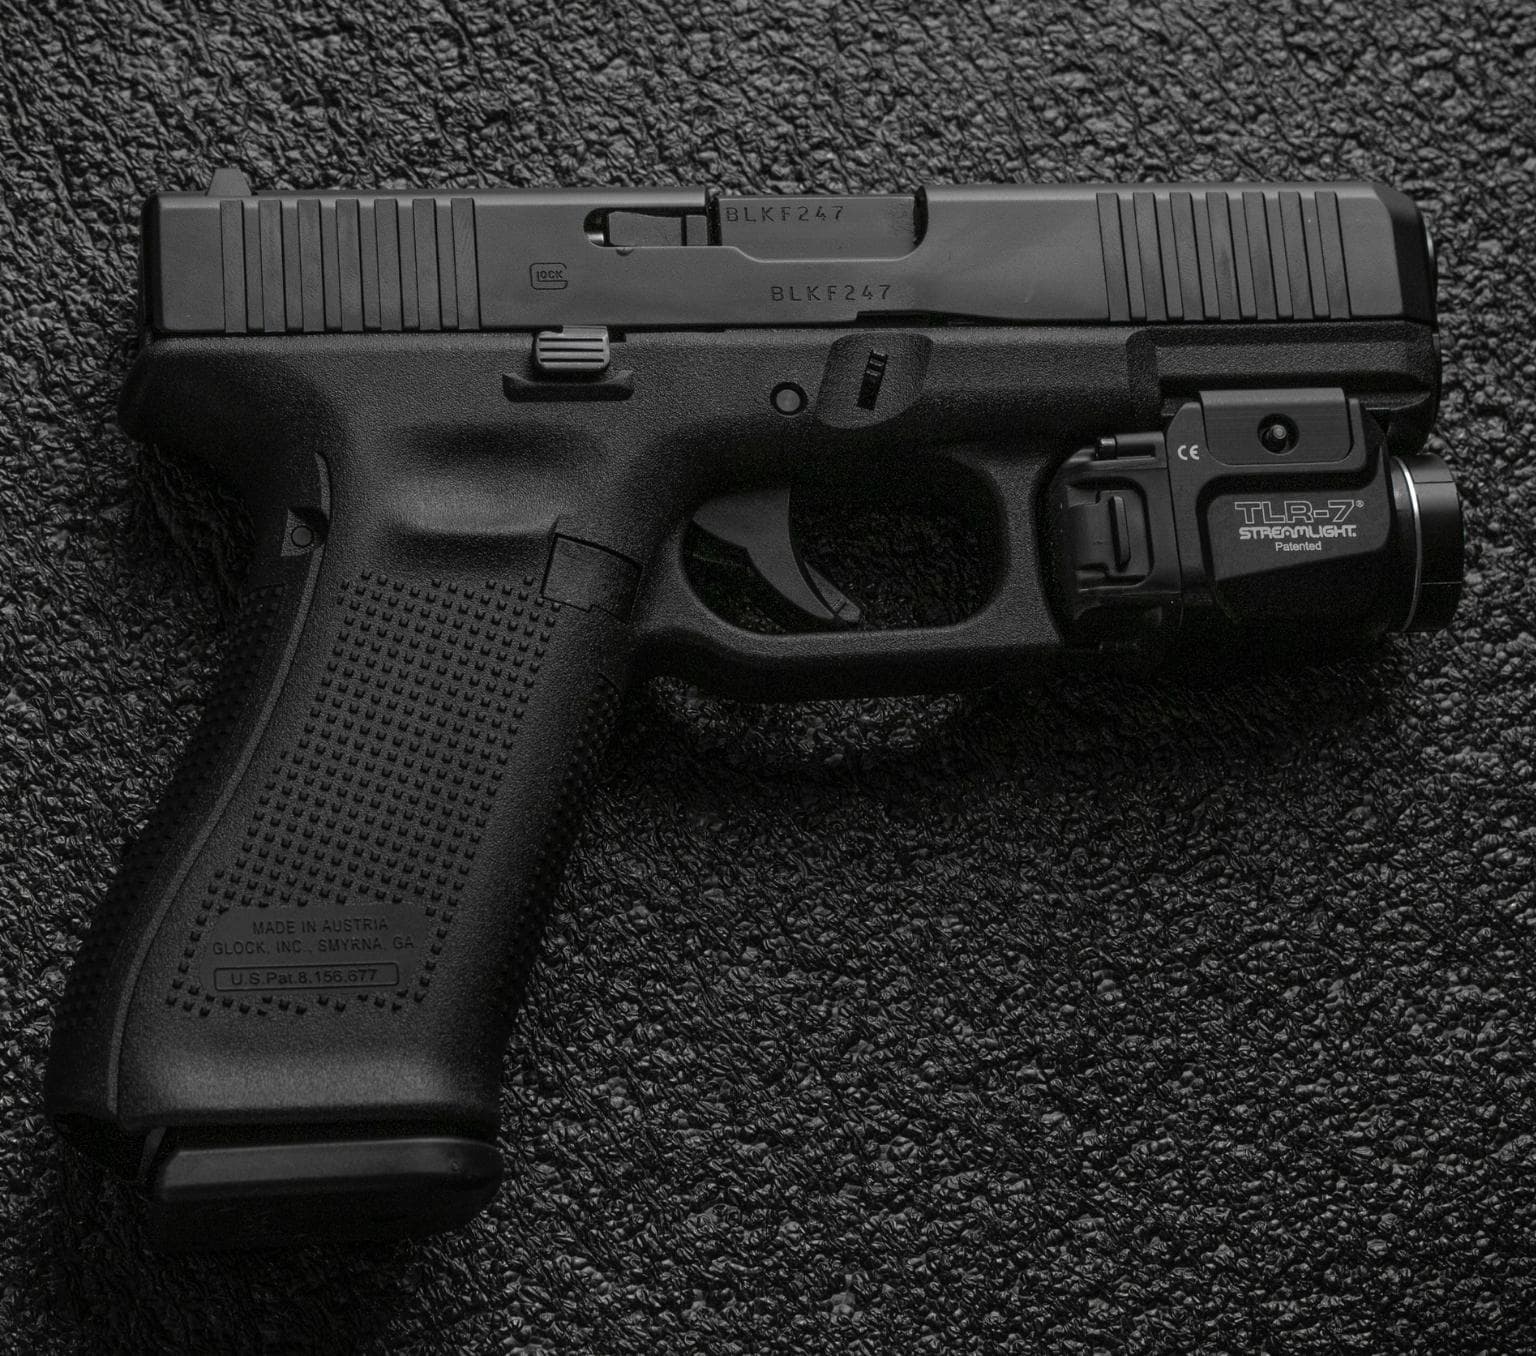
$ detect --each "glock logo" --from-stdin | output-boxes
[529,261,568,290]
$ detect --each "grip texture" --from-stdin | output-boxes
[174,569,563,1019]
[48,541,632,1224]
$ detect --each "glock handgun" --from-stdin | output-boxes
[45,170,1462,1246]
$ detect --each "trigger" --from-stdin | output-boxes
[691,487,861,627]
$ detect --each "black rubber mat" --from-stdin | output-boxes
[2,3,1531,1350]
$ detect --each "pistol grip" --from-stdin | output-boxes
[45,476,631,1245]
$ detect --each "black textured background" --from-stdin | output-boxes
[2,2,1534,1352]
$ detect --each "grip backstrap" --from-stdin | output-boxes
[49,555,314,1175]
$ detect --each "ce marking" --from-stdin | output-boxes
[1176,443,1202,461]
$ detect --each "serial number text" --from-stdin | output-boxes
[769,283,893,304]
[724,204,845,224]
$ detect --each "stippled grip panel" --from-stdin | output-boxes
[178,571,560,1018]
[48,542,633,1179]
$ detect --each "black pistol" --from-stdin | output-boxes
[45,170,1462,1246]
